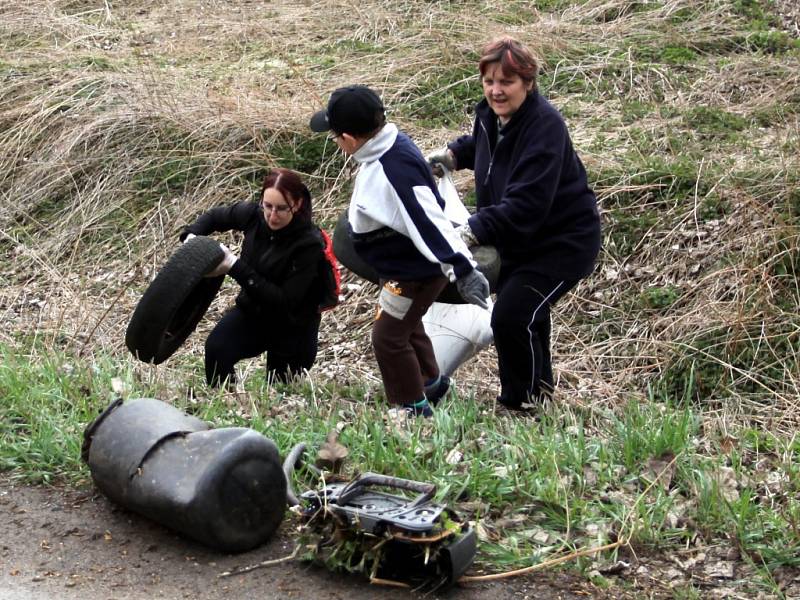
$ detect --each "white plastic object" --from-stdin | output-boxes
[438,168,471,225]
[423,300,494,378]
[426,177,493,376]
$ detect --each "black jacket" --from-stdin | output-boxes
[449,91,601,280]
[182,202,325,326]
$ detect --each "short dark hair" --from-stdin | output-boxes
[479,37,539,90]
[260,168,312,222]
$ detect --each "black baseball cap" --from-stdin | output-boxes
[309,85,385,136]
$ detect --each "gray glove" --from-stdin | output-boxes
[456,269,490,309]
[426,148,456,177]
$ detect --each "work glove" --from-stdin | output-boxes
[205,242,238,278]
[456,269,490,309]
[456,222,479,247]
[426,148,456,178]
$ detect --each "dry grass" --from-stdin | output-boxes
[1,0,798,436]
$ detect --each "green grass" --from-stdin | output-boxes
[656,316,800,401]
[633,43,700,65]
[682,106,750,139]
[731,0,782,28]
[398,64,480,128]
[0,345,117,483]
[640,285,682,310]
[269,132,345,175]
[1,341,799,584]
[1,0,799,595]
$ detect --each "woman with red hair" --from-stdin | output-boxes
[428,37,601,411]
[181,168,330,386]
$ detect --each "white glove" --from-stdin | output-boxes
[456,222,479,247]
[426,148,456,177]
[183,233,196,244]
[205,242,238,277]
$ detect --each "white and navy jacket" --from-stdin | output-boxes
[348,123,476,282]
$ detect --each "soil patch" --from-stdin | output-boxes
[0,478,612,600]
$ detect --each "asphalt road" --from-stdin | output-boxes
[0,479,601,600]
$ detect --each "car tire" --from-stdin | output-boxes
[125,236,225,364]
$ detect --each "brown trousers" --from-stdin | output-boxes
[371,276,448,405]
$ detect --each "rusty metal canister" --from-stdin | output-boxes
[82,398,287,553]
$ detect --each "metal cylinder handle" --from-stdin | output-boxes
[336,472,436,508]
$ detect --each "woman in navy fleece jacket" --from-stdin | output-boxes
[429,37,601,410]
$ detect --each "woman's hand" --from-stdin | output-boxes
[205,242,238,277]
[426,148,456,177]
[456,222,479,247]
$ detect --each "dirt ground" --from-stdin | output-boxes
[0,477,622,600]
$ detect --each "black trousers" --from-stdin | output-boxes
[492,267,577,406]
[204,306,320,387]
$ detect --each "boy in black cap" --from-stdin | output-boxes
[310,85,489,417]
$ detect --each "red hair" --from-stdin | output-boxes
[478,37,539,89]
[261,168,312,222]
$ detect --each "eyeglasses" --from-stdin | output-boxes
[262,202,292,214]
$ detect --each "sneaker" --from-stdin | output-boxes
[402,400,434,418]
[424,375,451,406]
[386,404,433,421]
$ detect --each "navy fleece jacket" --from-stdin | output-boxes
[449,91,601,280]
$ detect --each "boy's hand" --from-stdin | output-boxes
[456,269,490,309]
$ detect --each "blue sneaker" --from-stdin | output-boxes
[424,376,451,406]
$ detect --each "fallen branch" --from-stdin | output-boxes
[459,539,626,583]
[217,545,300,578]
[369,577,411,588]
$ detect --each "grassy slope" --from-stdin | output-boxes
[1,0,799,596]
